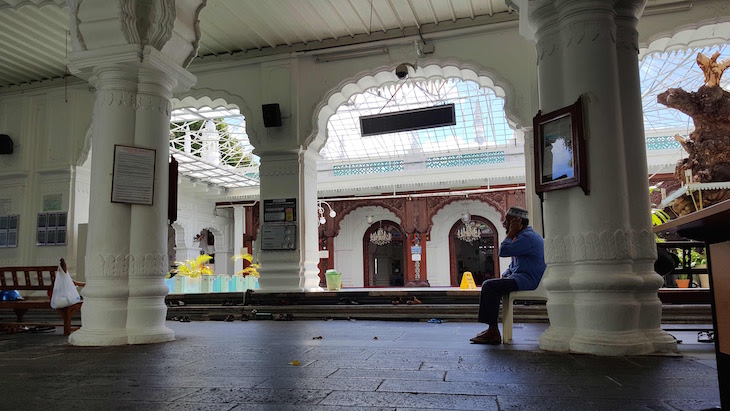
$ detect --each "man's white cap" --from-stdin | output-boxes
[507,206,529,219]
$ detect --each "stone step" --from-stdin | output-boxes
[163,303,713,324]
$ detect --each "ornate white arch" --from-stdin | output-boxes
[171,222,188,248]
[426,199,508,287]
[333,205,400,288]
[308,58,522,152]
[640,21,730,59]
[171,88,260,148]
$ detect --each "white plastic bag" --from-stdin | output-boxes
[50,266,81,309]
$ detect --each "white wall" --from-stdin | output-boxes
[174,180,235,275]
[333,206,400,287]
[0,85,94,270]
[427,199,508,286]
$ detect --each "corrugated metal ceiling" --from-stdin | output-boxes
[0,0,513,88]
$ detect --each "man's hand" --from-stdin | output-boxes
[506,218,523,240]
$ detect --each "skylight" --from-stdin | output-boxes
[169,107,259,188]
[320,79,514,163]
[640,44,730,136]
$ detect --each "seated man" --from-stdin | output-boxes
[470,206,546,344]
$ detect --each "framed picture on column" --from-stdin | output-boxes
[533,96,588,196]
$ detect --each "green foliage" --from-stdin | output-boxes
[651,209,671,226]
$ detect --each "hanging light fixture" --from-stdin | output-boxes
[370,221,392,246]
[457,221,482,243]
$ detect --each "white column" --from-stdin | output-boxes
[521,127,544,236]
[257,148,321,291]
[233,205,244,275]
[69,64,137,346]
[615,3,676,351]
[526,0,675,355]
[125,66,176,344]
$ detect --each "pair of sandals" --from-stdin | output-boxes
[221,299,240,306]
[698,330,714,343]
[171,316,191,322]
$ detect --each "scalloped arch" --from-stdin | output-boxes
[171,88,260,148]
[308,58,521,152]
[640,21,730,59]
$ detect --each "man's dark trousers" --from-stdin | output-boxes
[478,278,520,326]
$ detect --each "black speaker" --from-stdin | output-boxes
[262,104,282,128]
[0,134,13,155]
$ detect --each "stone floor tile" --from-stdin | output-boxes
[331,368,446,381]
[177,387,331,405]
[495,396,677,411]
[255,376,383,391]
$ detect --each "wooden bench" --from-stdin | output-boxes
[0,264,83,336]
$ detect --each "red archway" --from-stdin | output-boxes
[449,216,500,286]
[363,220,407,287]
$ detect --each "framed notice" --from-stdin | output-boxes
[36,211,67,246]
[263,198,297,222]
[0,214,19,248]
[533,96,588,196]
[111,145,157,205]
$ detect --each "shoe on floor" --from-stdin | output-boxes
[470,335,501,345]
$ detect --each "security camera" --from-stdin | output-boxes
[395,63,414,80]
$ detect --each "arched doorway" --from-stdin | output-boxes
[363,220,406,287]
[449,216,500,286]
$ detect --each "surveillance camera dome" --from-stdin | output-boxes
[395,63,409,79]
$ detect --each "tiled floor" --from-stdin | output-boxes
[0,321,721,410]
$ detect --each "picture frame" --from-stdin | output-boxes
[533,96,588,196]
[111,145,157,206]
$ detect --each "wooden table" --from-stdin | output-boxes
[655,199,730,409]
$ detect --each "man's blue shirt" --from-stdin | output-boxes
[499,226,546,290]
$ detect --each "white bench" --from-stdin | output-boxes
[501,278,548,344]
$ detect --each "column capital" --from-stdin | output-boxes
[68,46,196,94]
[70,0,207,69]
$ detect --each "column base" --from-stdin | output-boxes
[69,328,129,346]
[538,326,573,352]
[540,327,678,355]
[126,326,175,345]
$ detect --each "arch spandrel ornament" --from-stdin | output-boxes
[331,199,406,238]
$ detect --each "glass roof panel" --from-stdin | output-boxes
[169,107,259,188]
[320,79,515,163]
[640,44,730,136]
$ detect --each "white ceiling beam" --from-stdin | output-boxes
[0,16,66,60]
[447,0,457,22]
[304,1,340,41]
[347,0,371,35]
[219,0,278,49]
[468,0,476,19]
[198,25,236,54]
[0,34,63,77]
[0,60,33,85]
[261,1,308,45]
[326,0,355,38]
[487,0,494,17]
[246,3,293,47]
[282,4,323,43]
[371,1,388,33]
[427,0,439,25]
[198,13,250,52]
[386,0,404,31]
[406,0,421,29]
[8,10,66,50]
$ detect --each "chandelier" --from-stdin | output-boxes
[370,228,392,246]
[457,221,482,243]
